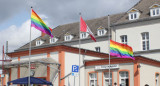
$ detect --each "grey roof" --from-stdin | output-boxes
[0,58,59,68]
[16,0,160,51]
[16,13,124,51]
[114,0,160,25]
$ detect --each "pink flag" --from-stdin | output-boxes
[80,16,96,42]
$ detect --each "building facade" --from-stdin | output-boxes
[1,0,160,86]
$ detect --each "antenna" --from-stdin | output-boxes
[6,41,8,53]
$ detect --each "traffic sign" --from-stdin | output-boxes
[72,65,79,76]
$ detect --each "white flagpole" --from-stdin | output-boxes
[79,12,81,86]
[108,15,111,86]
[28,6,32,86]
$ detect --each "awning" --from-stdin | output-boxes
[7,76,53,85]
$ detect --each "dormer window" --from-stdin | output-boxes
[36,39,44,46]
[97,26,107,36]
[80,32,89,39]
[50,37,58,44]
[150,4,160,17]
[64,33,73,41]
[128,8,140,20]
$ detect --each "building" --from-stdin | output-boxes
[1,0,160,86]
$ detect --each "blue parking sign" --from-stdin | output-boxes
[72,65,79,76]
[72,65,79,72]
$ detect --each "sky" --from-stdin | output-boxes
[0,0,140,60]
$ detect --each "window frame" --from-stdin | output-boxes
[64,35,73,41]
[103,72,113,86]
[36,39,43,46]
[141,32,149,51]
[97,29,106,36]
[119,71,129,86]
[118,70,130,86]
[88,72,98,86]
[95,47,100,52]
[120,35,128,45]
[150,8,160,17]
[129,12,139,20]
[80,32,88,39]
[50,37,58,44]
[156,73,159,86]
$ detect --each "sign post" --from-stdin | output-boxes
[72,65,79,86]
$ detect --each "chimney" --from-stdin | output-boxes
[41,32,45,37]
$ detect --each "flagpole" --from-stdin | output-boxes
[29,6,32,86]
[108,15,111,86]
[79,12,81,86]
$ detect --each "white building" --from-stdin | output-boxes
[1,0,160,86]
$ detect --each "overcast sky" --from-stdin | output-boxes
[0,0,140,59]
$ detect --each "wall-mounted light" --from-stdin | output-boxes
[137,64,141,68]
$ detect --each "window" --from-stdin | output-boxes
[95,47,100,52]
[80,32,88,39]
[97,29,106,36]
[50,37,58,43]
[141,32,149,50]
[119,71,129,86]
[89,73,97,86]
[156,74,159,86]
[129,12,139,20]
[64,35,73,41]
[36,40,43,46]
[150,8,160,17]
[104,72,112,86]
[120,35,127,44]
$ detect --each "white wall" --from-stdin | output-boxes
[50,52,59,62]
[20,53,47,61]
[115,19,160,52]
[64,52,100,86]
[140,63,160,86]
[137,52,160,61]
[73,40,109,54]
[85,63,134,86]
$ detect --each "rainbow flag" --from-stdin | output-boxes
[31,9,53,38]
[110,40,134,60]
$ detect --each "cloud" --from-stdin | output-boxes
[0,20,40,58]
[0,0,140,27]
[0,0,140,59]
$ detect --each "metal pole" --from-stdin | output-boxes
[2,45,4,86]
[74,76,75,86]
[108,15,111,86]
[79,12,81,86]
[29,7,32,86]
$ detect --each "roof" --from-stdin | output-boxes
[0,58,59,68]
[16,13,124,51]
[114,0,160,25]
[12,0,160,52]
[84,56,160,67]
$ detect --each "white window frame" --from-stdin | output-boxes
[156,73,159,86]
[36,39,43,46]
[50,37,58,44]
[119,71,129,86]
[80,32,89,39]
[141,32,149,50]
[89,73,97,86]
[120,35,127,44]
[95,47,100,52]
[129,12,139,20]
[97,29,106,36]
[103,72,112,86]
[150,8,160,17]
[64,35,73,41]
